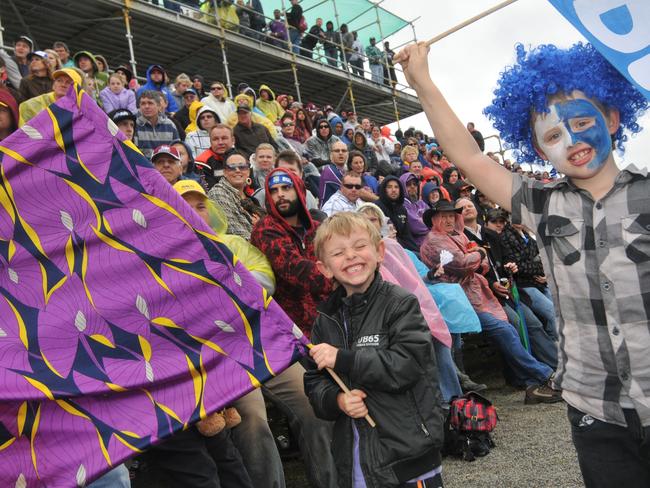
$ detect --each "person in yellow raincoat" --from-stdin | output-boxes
[173,179,275,294]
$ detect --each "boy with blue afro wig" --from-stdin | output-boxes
[396,41,650,488]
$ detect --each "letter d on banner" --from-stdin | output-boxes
[548,0,650,100]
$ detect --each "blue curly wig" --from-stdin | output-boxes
[483,43,648,164]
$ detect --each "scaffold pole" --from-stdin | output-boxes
[280,0,302,103]
[211,0,233,97]
[123,0,138,79]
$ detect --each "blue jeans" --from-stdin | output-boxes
[88,465,130,488]
[476,312,552,386]
[370,64,383,84]
[522,286,558,340]
[503,302,558,369]
[290,29,302,54]
[433,339,462,402]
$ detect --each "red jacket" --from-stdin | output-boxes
[251,168,332,338]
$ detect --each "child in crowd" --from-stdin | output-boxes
[305,212,444,488]
[397,41,648,487]
[99,72,137,114]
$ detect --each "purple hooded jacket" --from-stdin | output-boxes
[399,172,429,246]
[99,86,137,114]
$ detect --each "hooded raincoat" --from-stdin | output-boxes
[186,104,220,158]
[255,84,285,123]
[399,172,430,246]
[250,169,332,337]
[136,65,179,112]
[305,117,341,167]
[420,211,508,321]
[376,176,419,253]
[0,88,19,139]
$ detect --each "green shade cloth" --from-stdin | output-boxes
[265,0,409,43]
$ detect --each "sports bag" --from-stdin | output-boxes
[444,392,498,461]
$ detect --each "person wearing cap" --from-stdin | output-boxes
[233,101,277,160]
[133,90,179,160]
[114,65,136,90]
[171,87,198,130]
[18,67,82,126]
[186,104,221,159]
[399,172,430,247]
[458,199,558,371]
[13,36,33,78]
[200,81,236,125]
[73,51,109,101]
[53,41,74,68]
[151,144,184,185]
[458,182,475,200]
[365,37,383,84]
[207,149,255,239]
[109,109,136,141]
[136,65,178,113]
[99,73,137,114]
[420,201,562,404]
[0,87,19,141]
[17,51,53,101]
[191,74,208,99]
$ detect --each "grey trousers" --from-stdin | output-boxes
[231,362,337,488]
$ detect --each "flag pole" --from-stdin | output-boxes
[425,0,519,47]
[294,326,376,427]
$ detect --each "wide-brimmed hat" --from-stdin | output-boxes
[423,200,463,228]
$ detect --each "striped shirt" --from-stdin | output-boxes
[511,166,650,426]
[134,113,179,160]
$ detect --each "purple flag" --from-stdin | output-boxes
[0,86,307,487]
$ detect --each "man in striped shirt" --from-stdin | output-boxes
[134,90,179,160]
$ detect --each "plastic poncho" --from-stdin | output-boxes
[420,210,507,321]
[18,91,56,126]
[380,237,451,347]
[226,93,277,136]
[206,199,276,294]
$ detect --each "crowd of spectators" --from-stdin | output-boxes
[0,27,563,488]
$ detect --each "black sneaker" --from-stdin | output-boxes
[524,381,563,404]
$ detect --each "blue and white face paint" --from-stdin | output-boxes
[534,98,611,172]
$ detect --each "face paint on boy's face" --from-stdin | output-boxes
[534,98,611,172]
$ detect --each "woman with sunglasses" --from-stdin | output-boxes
[207,149,257,239]
[201,81,237,123]
[347,150,379,202]
[304,116,341,168]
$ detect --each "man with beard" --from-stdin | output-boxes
[249,168,337,488]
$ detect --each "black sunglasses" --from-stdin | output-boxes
[225,163,250,172]
[318,125,330,129]
[343,183,363,190]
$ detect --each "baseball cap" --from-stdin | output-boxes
[236,104,251,113]
[151,145,181,162]
[16,35,34,50]
[173,180,207,199]
[268,171,293,189]
[108,109,136,124]
[27,51,48,62]
[183,88,198,97]
[52,68,83,86]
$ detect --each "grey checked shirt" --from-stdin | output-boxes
[511,166,650,427]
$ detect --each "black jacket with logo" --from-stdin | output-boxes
[304,273,444,488]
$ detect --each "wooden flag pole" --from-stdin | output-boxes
[325,366,377,428]
[295,326,376,428]
[425,0,520,47]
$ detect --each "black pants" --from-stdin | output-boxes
[568,405,650,488]
[152,427,253,488]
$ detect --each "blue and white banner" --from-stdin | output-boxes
[547,0,650,100]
